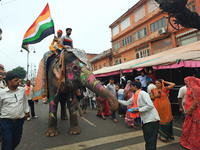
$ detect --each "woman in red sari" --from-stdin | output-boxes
[180,76,200,150]
[96,96,110,120]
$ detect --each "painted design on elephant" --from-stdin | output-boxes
[80,73,87,82]
[93,81,99,88]
[50,101,56,112]
[50,112,56,119]
[65,60,81,83]
[78,62,85,68]
[87,75,96,85]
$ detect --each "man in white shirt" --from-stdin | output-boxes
[118,81,160,150]
[0,73,29,150]
[177,85,187,116]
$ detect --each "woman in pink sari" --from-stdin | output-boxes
[123,81,136,128]
[180,76,200,150]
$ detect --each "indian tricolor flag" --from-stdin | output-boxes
[22,3,54,49]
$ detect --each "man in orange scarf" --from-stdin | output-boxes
[49,29,63,55]
[26,80,38,121]
[118,81,160,150]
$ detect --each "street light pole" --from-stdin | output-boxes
[27,51,30,79]
[20,46,36,80]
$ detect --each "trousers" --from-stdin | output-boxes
[1,118,25,150]
[28,99,35,117]
[142,121,159,150]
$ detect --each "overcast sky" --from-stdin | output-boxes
[0,0,139,73]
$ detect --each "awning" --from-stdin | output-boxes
[93,40,200,77]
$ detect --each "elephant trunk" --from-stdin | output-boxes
[80,68,118,111]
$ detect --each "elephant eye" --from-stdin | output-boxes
[72,65,79,71]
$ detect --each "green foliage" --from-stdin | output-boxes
[7,66,27,79]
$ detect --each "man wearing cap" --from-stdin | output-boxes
[60,28,73,50]
[49,29,63,54]
[146,77,156,95]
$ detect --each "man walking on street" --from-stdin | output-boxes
[26,80,38,121]
[106,78,118,122]
[118,81,160,150]
[0,73,29,150]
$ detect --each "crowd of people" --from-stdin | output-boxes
[0,60,199,149]
[75,69,200,150]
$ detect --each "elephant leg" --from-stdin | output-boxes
[67,93,81,135]
[60,100,68,120]
[46,97,59,137]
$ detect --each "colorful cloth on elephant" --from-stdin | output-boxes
[33,51,56,100]
[68,48,89,69]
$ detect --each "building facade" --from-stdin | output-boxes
[109,0,200,66]
[89,49,113,71]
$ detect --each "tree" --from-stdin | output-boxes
[155,0,200,30]
[7,66,27,79]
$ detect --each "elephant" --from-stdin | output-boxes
[46,50,118,137]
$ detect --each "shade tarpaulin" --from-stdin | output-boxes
[93,41,200,77]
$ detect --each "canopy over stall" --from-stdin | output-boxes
[93,41,200,77]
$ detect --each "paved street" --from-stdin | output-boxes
[11,101,186,150]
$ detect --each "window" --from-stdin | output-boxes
[135,45,150,59]
[150,17,167,33]
[150,24,154,33]
[154,22,158,31]
[104,63,106,67]
[122,35,132,46]
[114,58,122,65]
[99,65,101,69]
[192,5,196,12]
[134,27,148,41]
[177,32,199,46]
[134,4,145,22]
[113,25,119,36]
[121,16,130,31]
[148,0,159,13]
[114,57,121,65]
[114,42,121,51]
[162,17,167,27]
[187,1,196,12]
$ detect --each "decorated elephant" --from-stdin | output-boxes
[45,49,118,137]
